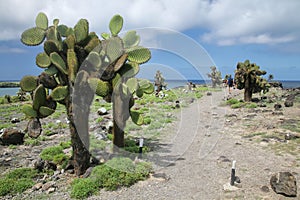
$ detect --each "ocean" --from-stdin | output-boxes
[0,80,299,97]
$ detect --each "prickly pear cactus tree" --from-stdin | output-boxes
[234,60,269,102]
[207,66,222,88]
[154,70,167,92]
[20,12,153,175]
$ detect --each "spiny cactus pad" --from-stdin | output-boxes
[67,50,78,83]
[138,79,154,94]
[44,40,59,55]
[127,46,151,64]
[84,37,101,53]
[106,37,124,62]
[118,62,140,78]
[50,86,68,101]
[39,106,55,117]
[109,14,123,36]
[20,76,38,92]
[74,19,89,43]
[22,104,38,118]
[123,30,140,48]
[44,65,58,76]
[130,110,144,125]
[86,51,101,70]
[33,84,46,110]
[36,52,51,68]
[57,24,68,37]
[35,12,48,30]
[89,78,110,97]
[21,27,46,46]
[50,52,67,74]
[126,78,138,94]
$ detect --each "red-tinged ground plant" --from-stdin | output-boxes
[20,12,153,175]
[234,60,270,102]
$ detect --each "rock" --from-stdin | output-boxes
[0,128,24,145]
[97,107,108,115]
[175,100,180,108]
[27,118,42,138]
[32,182,43,191]
[223,182,240,191]
[206,92,212,96]
[285,133,300,140]
[251,97,260,102]
[274,103,282,111]
[11,118,20,123]
[47,187,56,194]
[270,172,297,197]
[284,100,293,107]
[260,185,270,193]
[42,181,56,191]
[272,111,283,116]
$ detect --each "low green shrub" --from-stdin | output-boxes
[226,98,239,105]
[40,145,69,165]
[70,157,152,199]
[231,102,244,109]
[0,168,38,196]
[245,103,257,108]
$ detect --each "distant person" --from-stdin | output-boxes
[227,75,234,94]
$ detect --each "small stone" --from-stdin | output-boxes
[47,187,56,194]
[11,118,20,123]
[42,181,56,191]
[207,92,212,96]
[32,182,43,191]
[223,182,239,191]
[97,107,108,115]
[260,185,270,193]
[284,100,293,107]
[270,172,297,197]
[274,103,282,111]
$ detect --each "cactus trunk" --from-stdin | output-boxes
[66,98,90,176]
[244,76,253,102]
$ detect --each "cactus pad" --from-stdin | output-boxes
[138,79,154,94]
[20,75,38,92]
[44,65,58,76]
[118,62,140,78]
[84,37,101,53]
[136,88,144,98]
[33,84,46,110]
[109,14,123,36]
[65,35,76,49]
[21,27,46,46]
[86,51,102,70]
[101,32,110,40]
[57,24,68,37]
[106,37,124,62]
[126,78,138,94]
[130,110,144,125]
[22,104,38,118]
[50,86,68,101]
[74,19,89,43]
[127,46,151,64]
[35,12,48,30]
[39,106,55,117]
[123,30,140,48]
[50,52,67,74]
[67,49,78,83]
[36,52,51,68]
[113,53,128,72]
[44,40,59,55]
[89,78,110,97]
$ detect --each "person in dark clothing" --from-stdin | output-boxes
[227,75,234,94]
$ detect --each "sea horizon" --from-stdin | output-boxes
[0,79,300,97]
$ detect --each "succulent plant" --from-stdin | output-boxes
[234,60,269,102]
[207,66,222,88]
[20,12,153,175]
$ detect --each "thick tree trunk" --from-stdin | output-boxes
[67,101,90,176]
[244,76,253,102]
[112,84,130,148]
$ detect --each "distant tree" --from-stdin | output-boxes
[154,70,167,92]
[234,60,270,102]
[207,66,222,88]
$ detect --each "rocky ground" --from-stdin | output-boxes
[0,86,299,199]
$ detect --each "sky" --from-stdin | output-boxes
[0,0,299,81]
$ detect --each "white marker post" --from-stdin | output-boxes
[230,160,236,186]
[138,138,144,158]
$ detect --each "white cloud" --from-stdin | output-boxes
[0,0,299,46]
[0,45,26,53]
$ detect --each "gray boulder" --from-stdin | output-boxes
[270,172,297,197]
[0,128,24,145]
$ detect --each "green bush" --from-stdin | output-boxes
[70,178,99,199]
[231,102,244,109]
[40,145,69,165]
[226,98,239,105]
[70,157,152,198]
[0,168,38,196]
[245,103,257,108]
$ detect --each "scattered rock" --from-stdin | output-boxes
[272,111,284,116]
[175,100,180,108]
[27,118,42,138]
[217,156,231,163]
[251,97,260,102]
[284,100,293,107]
[223,182,240,191]
[151,173,169,181]
[285,133,300,140]
[274,103,282,111]
[33,159,57,172]
[97,107,108,115]
[11,118,20,123]
[32,182,43,191]
[42,181,56,191]
[206,92,212,96]
[270,172,297,197]
[260,185,270,193]
[0,128,24,145]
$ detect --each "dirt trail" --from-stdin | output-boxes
[94,89,299,200]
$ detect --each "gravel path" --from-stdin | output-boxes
[88,89,299,200]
